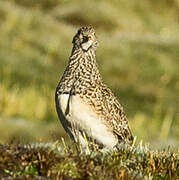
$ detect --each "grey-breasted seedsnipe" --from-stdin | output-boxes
[55,27,133,152]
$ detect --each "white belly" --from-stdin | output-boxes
[58,94,118,149]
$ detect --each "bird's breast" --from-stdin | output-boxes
[57,93,118,148]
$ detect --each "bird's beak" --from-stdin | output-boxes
[81,39,93,51]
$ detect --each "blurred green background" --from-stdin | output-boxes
[0,0,178,149]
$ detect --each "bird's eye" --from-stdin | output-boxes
[83,36,88,43]
[88,35,92,40]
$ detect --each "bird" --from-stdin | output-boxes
[55,26,133,152]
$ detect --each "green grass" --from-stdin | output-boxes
[0,0,179,147]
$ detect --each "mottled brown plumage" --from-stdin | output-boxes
[55,27,133,151]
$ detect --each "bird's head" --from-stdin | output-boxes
[72,26,98,52]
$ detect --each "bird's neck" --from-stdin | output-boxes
[68,48,102,82]
[57,48,102,94]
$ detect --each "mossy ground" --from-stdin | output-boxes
[0,142,178,179]
[0,0,179,147]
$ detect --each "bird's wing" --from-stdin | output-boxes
[97,83,133,144]
[80,81,133,144]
